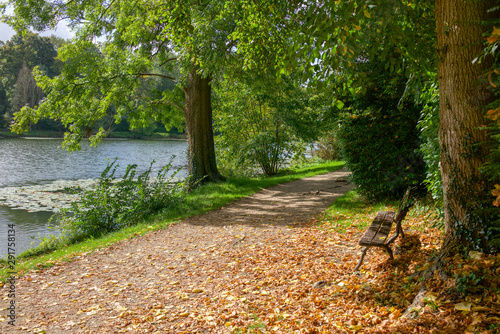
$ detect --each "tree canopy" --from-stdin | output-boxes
[0,32,63,127]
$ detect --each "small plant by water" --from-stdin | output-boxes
[34,158,187,255]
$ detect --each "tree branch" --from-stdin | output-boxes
[137,73,177,81]
[151,99,185,113]
[160,57,178,67]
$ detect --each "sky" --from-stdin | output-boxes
[0,20,74,42]
[0,3,73,42]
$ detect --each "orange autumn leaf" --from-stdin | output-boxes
[488,70,498,88]
[486,107,500,121]
[486,26,500,44]
[492,184,500,207]
[486,35,499,44]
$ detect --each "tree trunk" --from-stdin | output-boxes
[405,2,498,315]
[184,67,224,188]
[435,0,497,254]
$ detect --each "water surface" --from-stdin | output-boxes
[0,138,188,256]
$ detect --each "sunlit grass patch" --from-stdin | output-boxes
[319,190,442,235]
[319,191,398,233]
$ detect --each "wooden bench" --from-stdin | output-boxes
[353,187,413,272]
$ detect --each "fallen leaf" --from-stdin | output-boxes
[455,302,472,311]
[469,251,484,260]
[471,306,490,312]
[389,309,402,320]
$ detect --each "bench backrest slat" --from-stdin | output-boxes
[359,211,395,246]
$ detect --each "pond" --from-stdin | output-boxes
[0,138,188,257]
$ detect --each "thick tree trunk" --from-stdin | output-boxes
[435,0,496,254]
[405,3,497,315]
[184,67,224,188]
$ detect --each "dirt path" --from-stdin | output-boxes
[1,169,355,333]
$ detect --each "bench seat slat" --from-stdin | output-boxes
[359,211,395,246]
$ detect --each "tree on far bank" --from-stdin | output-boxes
[0,85,8,128]
[11,61,45,121]
[0,32,64,126]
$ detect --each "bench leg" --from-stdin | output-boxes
[381,244,394,260]
[353,246,370,272]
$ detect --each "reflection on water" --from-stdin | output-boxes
[0,138,188,187]
[0,206,55,256]
[0,138,188,257]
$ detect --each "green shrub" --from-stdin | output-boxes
[314,131,342,161]
[337,59,425,200]
[417,82,444,224]
[51,158,186,244]
[214,75,319,176]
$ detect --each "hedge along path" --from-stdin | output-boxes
[0,169,355,333]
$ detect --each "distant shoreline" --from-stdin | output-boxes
[0,130,187,141]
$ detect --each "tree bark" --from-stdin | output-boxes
[184,67,225,188]
[435,0,497,254]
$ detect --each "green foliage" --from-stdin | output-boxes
[0,87,8,128]
[230,0,436,97]
[214,80,295,176]
[50,158,186,245]
[11,61,44,113]
[6,1,186,150]
[416,81,444,221]
[314,131,342,161]
[337,59,425,200]
[214,74,327,176]
[454,271,485,297]
[0,32,64,126]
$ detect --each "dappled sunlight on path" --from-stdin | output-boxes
[184,169,352,228]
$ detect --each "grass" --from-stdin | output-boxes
[0,160,344,282]
[318,190,442,234]
[318,191,399,233]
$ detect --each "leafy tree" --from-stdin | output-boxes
[11,61,45,120]
[215,80,291,176]
[0,85,7,128]
[214,69,329,176]
[336,58,425,200]
[417,80,442,213]
[5,0,226,186]
[0,32,63,124]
